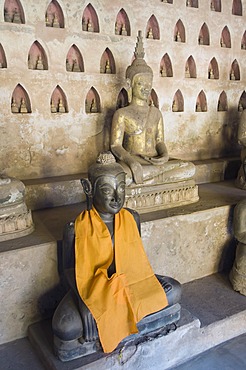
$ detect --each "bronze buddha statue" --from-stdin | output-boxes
[111,31,195,187]
[52,152,181,361]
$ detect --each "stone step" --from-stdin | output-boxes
[0,181,245,346]
[22,157,240,210]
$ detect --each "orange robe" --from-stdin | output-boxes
[75,207,168,353]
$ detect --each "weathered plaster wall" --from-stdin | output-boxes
[0,0,245,179]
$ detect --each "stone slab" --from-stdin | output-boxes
[28,309,200,370]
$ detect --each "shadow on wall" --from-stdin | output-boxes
[219,205,237,274]
[196,108,241,160]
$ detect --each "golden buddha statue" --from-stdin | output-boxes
[111,31,198,211]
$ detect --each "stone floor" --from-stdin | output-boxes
[1,273,245,370]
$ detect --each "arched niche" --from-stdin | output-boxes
[241,31,246,50]
[172,90,184,112]
[174,19,185,42]
[45,0,64,28]
[11,84,31,113]
[0,44,7,68]
[85,87,101,113]
[238,91,246,111]
[217,91,228,111]
[211,0,221,11]
[186,0,198,8]
[220,26,231,48]
[4,0,25,24]
[160,53,173,77]
[198,23,210,45]
[82,3,99,33]
[50,85,68,113]
[185,56,196,78]
[196,90,207,112]
[230,59,240,81]
[66,45,84,72]
[146,15,160,40]
[208,57,219,79]
[232,0,242,16]
[28,41,48,70]
[115,8,130,36]
[100,48,116,74]
[116,88,128,110]
[148,89,159,108]
[161,0,173,3]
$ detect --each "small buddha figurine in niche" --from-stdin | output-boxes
[11,98,19,113]
[36,56,44,70]
[236,109,246,189]
[172,100,178,112]
[121,23,127,36]
[220,38,226,47]
[230,199,246,296]
[45,15,51,27]
[51,99,57,113]
[115,21,120,35]
[105,60,111,74]
[4,8,11,22]
[238,102,244,112]
[147,28,153,39]
[211,1,215,11]
[160,65,167,77]
[111,31,195,187]
[90,98,97,113]
[209,68,214,79]
[72,59,81,72]
[53,13,60,28]
[20,98,28,113]
[230,70,236,81]
[87,19,94,32]
[198,35,204,45]
[66,59,72,72]
[52,152,181,361]
[58,99,65,113]
[196,102,202,112]
[12,8,21,24]
[176,31,182,42]
[82,17,87,31]
[185,65,190,78]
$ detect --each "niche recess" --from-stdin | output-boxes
[238,91,246,111]
[116,88,128,109]
[217,91,228,111]
[232,0,242,16]
[220,26,231,48]
[66,45,84,72]
[146,15,160,40]
[4,0,25,23]
[0,44,7,68]
[208,58,219,79]
[115,9,130,36]
[241,31,246,50]
[11,84,31,113]
[186,0,198,8]
[211,0,221,11]
[196,91,207,112]
[85,87,101,113]
[45,0,64,28]
[160,54,173,77]
[82,4,99,33]
[28,41,48,70]
[198,23,210,45]
[185,56,196,78]
[230,60,240,80]
[100,48,116,74]
[172,90,184,112]
[161,0,173,3]
[148,89,159,108]
[174,20,185,42]
[50,86,68,113]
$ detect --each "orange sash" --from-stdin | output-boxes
[75,207,168,353]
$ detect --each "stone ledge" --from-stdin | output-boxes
[22,158,240,211]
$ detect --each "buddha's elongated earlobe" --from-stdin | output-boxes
[80,178,93,210]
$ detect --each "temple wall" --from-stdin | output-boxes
[0,0,245,179]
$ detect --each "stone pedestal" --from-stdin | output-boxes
[0,177,34,242]
[124,180,199,213]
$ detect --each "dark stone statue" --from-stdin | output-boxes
[52,152,181,361]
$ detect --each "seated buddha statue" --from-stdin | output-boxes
[111,31,195,186]
[52,152,181,361]
[236,109,246,189]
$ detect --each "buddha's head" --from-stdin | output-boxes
[81,152,126,214]
[126,31,153,101]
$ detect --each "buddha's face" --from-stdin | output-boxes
[132,74,153,101]
[93,173,125,215]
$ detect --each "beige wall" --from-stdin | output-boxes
[0,0,245,179]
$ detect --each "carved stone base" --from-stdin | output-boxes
[0,177,34,242]
[124,180,199,213]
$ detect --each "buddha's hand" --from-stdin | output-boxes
[79,300,98,342]
[149,154,169,165]
[128,159,143,184]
